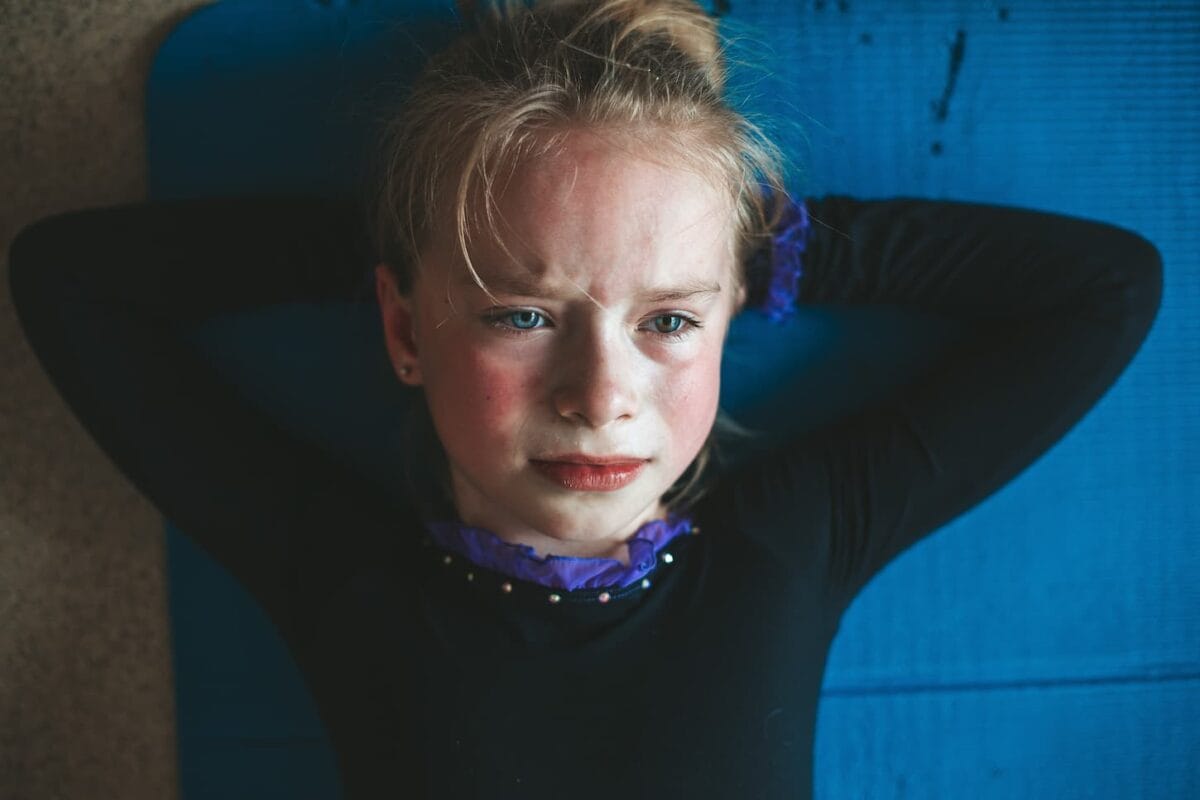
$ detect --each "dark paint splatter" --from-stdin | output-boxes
[859,32,872,44]
[931,141,944,155]
[710,0,732,17]
[814,0,826,11]
[998,7,1010,22]
[838,0,850,12]
[930,29,966,122]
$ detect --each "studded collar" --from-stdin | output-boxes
[423,514,697,593]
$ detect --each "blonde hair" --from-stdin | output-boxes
[371,0,786,511]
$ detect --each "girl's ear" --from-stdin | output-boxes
[375,263,424,386]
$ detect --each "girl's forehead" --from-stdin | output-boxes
[455,134,738,298]
[508,130,725,216]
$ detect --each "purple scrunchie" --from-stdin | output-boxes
[757,196,811,323]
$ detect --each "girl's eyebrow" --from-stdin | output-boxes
[462,273,722,303]
[640,282,723,303]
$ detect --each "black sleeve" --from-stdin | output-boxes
[7,195,400,649]
[724,195,1164,617]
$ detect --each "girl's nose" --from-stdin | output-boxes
[551,330,639,428]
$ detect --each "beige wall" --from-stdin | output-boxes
[2,2,209,797]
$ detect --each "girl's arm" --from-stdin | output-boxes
[724,195,1163,617]
[7,196,398,648]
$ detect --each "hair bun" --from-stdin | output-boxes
[461,0,725,92]
[593,0,725,91]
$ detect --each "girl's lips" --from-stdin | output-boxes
[530,459,647,491]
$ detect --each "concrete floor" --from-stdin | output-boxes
[2,2,210,797]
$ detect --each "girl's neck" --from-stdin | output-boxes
[451,499,670,567]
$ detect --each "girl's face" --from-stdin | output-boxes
[376,131,741,560]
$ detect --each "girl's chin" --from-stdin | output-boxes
[449,468,671,538]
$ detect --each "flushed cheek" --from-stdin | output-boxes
[655,357,721,466]
[427,345,538,455]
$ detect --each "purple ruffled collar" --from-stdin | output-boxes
[424,514,695,591]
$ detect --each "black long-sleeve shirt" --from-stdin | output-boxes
[7,194,1163,798]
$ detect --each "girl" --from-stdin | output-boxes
[8,0,1162,797]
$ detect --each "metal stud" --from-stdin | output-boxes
[548,593,561,604]
[641,578,651,589]
[500,581,513,594]
[466,572,474,582]
[442,555,453,565]
[661,552,674,564]
[598,592,611,603]
[691,526,701,535]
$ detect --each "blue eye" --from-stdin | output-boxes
[504,310,545,330]
[652,314,685,334]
